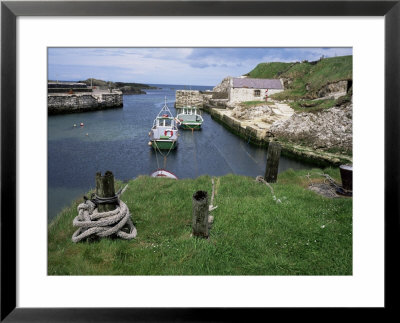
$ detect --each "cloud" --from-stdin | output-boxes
[48,47,352,86]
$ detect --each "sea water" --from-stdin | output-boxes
[48,85,313,222]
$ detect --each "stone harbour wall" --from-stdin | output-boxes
[207,104,352,166]
[48,92,123,114]
[175,90,204,108]
[209,108,268,145]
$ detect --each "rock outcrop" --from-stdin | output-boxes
[210,101,295,143]
[119,86,146,95]
[212,77,231,93]
[315,80,349,99]
[269,104,352,153]
[232,105,276,120]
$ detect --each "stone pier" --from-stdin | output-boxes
[175,90,207,108]
[48,89,123,115]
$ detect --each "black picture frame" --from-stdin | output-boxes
[1,1,399,321]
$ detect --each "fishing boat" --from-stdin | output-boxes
[149,98,178,150]
[175,105,204,130]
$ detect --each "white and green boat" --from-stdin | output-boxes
[149,98,179,150]
[176,105,204,130]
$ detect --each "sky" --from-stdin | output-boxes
[48,47,352,86]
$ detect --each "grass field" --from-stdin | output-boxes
[289,98,337,112]
[48,168,352,275]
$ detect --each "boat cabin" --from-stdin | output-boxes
[151,115,178,140]
[176,107,203,122]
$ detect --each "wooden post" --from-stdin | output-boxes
[96,171,117,212]
[264,142,281,183]
[192,191,209,238]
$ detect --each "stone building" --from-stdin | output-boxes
[228,77,284,103]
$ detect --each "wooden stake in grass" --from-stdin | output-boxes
[96,171,117,212]
[192,190,209,238]
[264,142,281,183]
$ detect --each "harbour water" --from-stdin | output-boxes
[48,85,314,222]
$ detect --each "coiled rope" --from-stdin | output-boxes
[72,185,137,243]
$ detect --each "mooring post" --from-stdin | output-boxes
[192,190,209,238]
[264,142,281,183]
[96,171,117,212]
[339,165,353,191]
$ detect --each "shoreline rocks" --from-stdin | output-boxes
[269,104,352,154]
[205,101,352,166]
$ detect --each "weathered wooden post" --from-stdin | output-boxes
[192,190,209,238]
[96,171,117,212]
[264,142,281,183]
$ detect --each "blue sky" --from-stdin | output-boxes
[48,47,352,86]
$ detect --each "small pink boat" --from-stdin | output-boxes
[150,169,178,180]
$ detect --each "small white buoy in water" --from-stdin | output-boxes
[80,122,84,126]
[148,141,152,146]
[73,124,77,127]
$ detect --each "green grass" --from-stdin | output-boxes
[239,101,274,107]
[48,169,352,275]
[289,98,337,112]
[287,89,352,113]
[246,56,352,101]
[247,62,293,78]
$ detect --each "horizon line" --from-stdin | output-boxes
[48,79,215,87]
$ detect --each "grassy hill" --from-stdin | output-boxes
[246,62,293,79]
[48,169,352,275]
[246,55,352,102]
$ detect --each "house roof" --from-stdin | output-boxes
[232,78,283,89]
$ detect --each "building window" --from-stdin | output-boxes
[254,90,261,96]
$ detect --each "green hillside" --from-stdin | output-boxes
[247,62,293,78]
[246,56,352,101]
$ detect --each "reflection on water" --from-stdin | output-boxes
[48,85,314,222]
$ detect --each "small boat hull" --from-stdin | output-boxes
[150,169,178,179]
[151,140,177,150]
[179,123,202,130]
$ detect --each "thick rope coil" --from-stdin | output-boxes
[72,199,137,243]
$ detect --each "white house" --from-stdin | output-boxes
[228,77,284,103]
